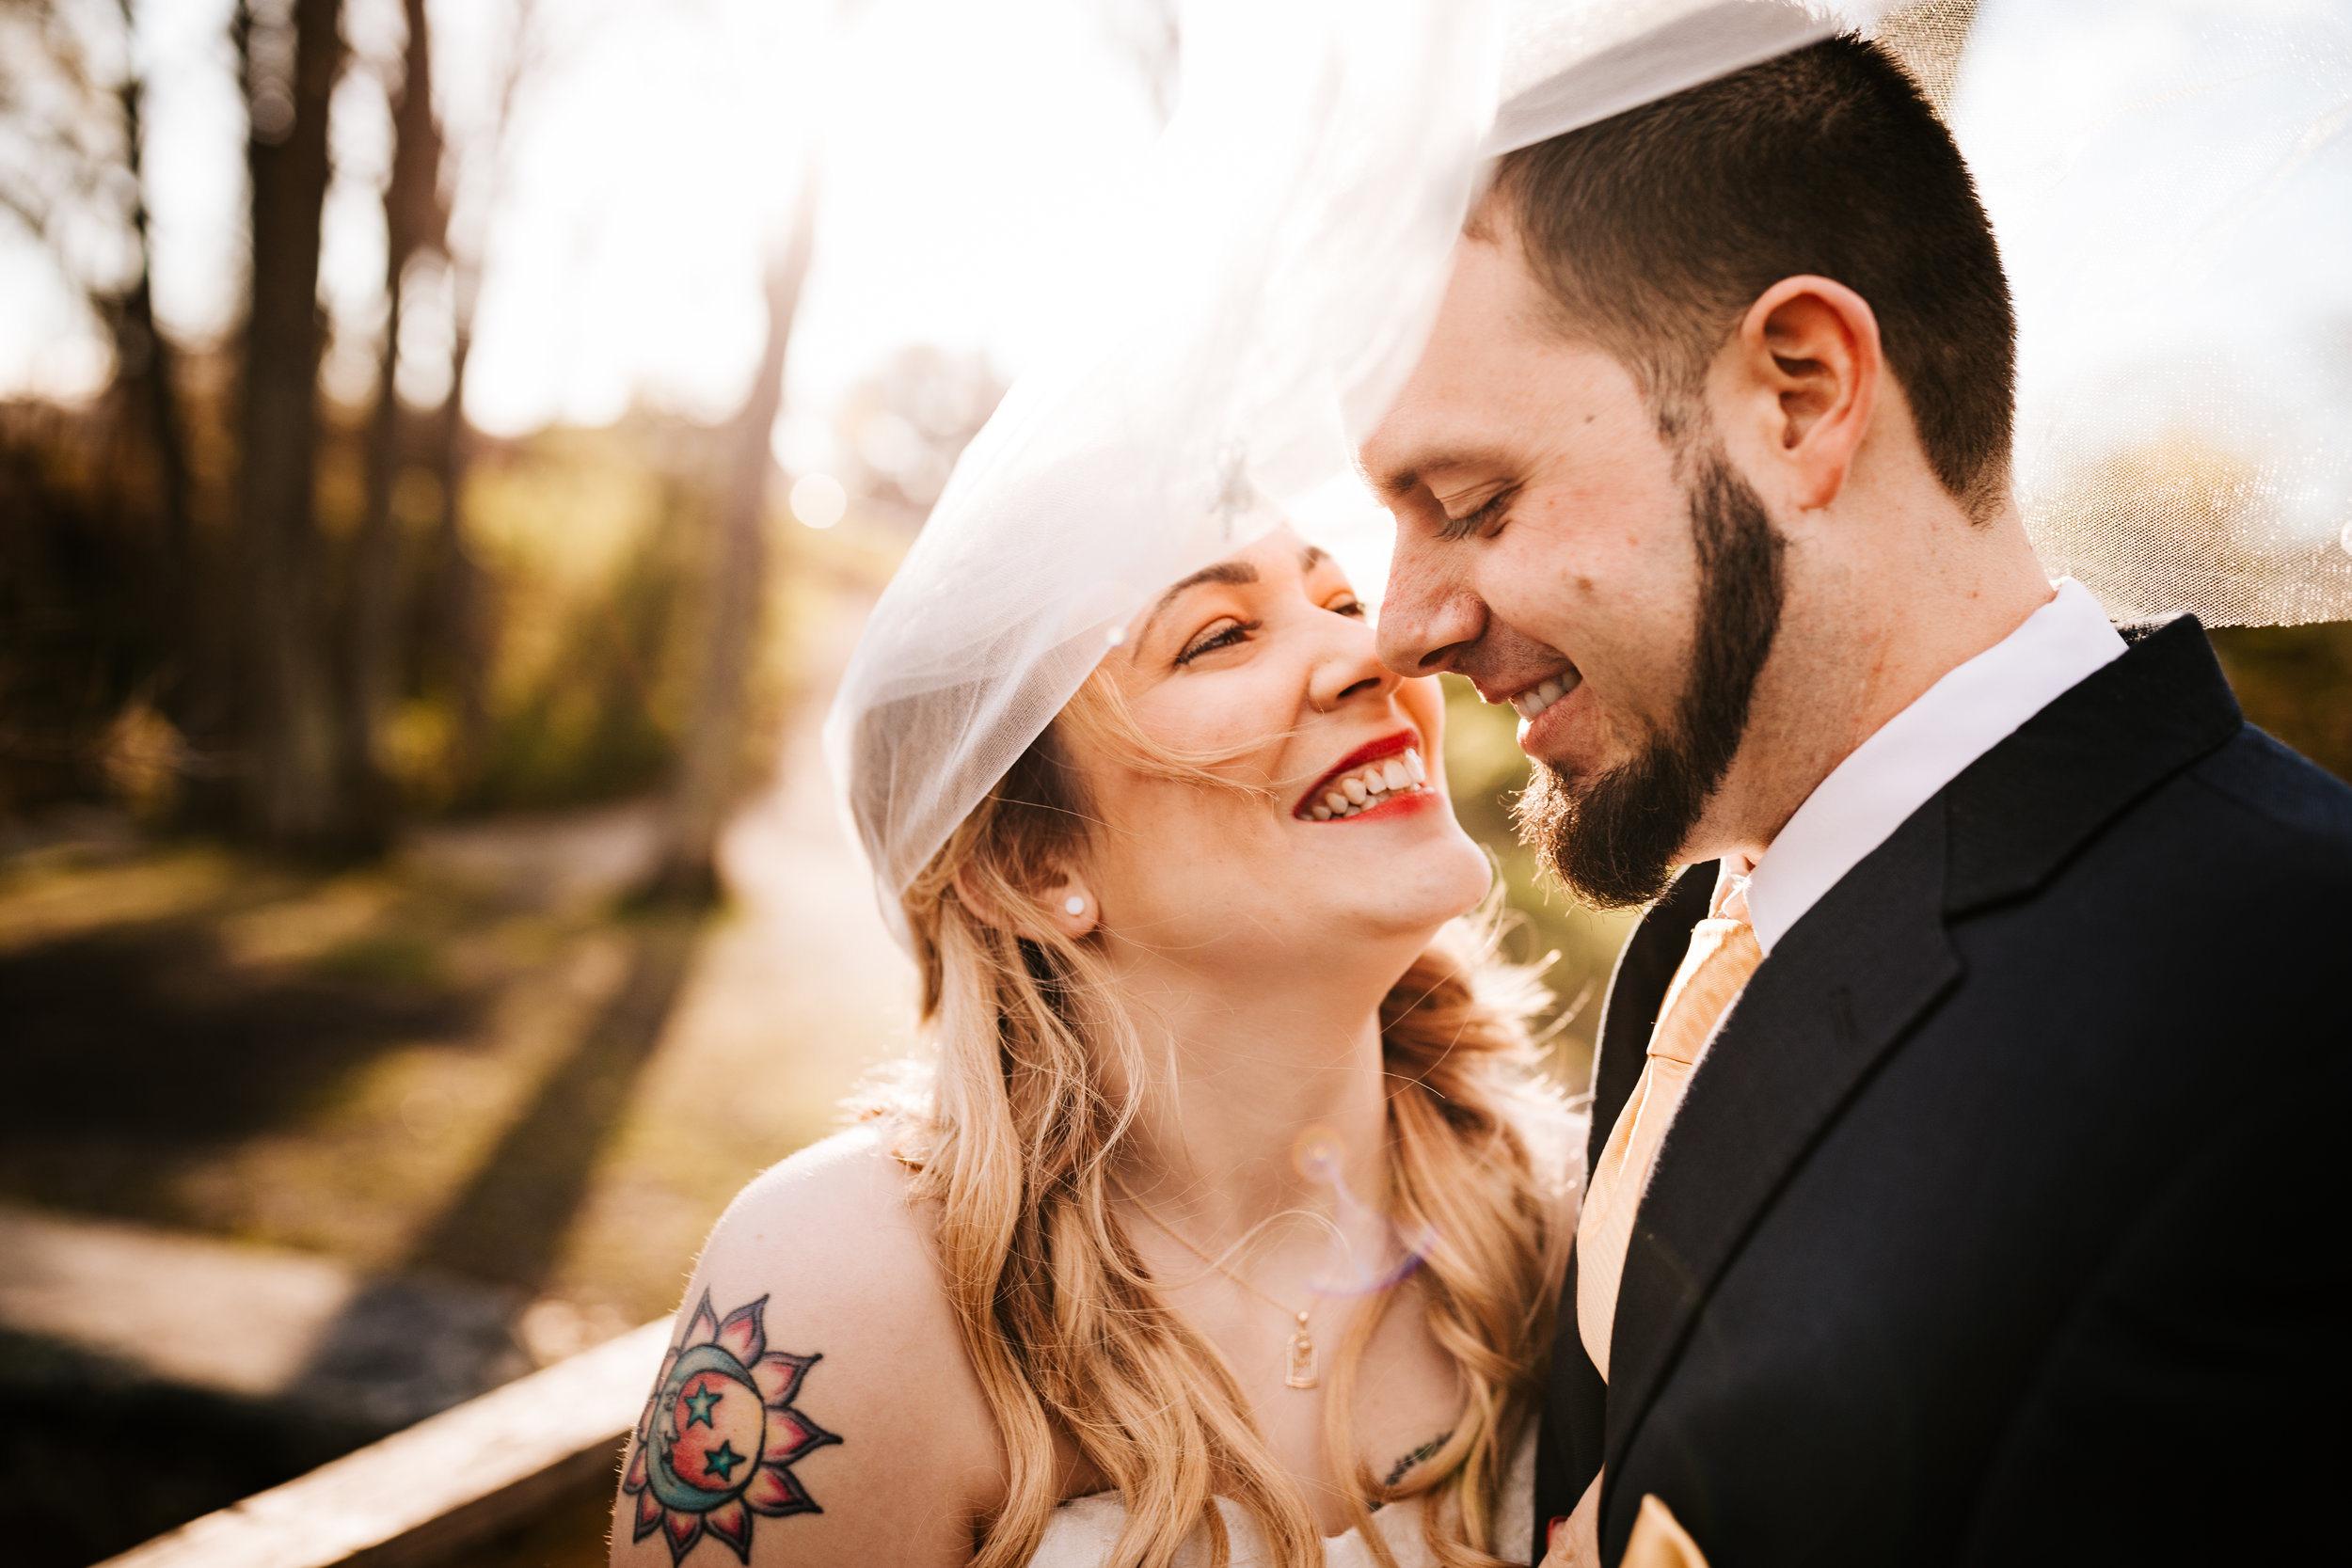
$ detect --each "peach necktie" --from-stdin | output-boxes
[1576,915,1764,1381]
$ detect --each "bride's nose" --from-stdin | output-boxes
[1307,617,1401,713]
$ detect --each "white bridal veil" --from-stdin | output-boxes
[826,0,2352,942]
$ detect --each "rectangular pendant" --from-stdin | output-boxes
[1286,1327,1317,1390]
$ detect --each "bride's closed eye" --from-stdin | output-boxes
[1175,617,1259,666]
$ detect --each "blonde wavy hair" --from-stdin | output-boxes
[866,675,1575,1568]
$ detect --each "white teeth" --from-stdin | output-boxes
[1301,748,1430,819]
[1509,673,1578,722]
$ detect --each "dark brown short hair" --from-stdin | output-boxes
[1488,35,2015,519]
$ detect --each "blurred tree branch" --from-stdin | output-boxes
[0,0,200,758]
[0,1,119,264]
[426,0,547,798]
[108,0,196,673]
[340,0,451,843]
[0,179,49,241]
[645,168,819,905]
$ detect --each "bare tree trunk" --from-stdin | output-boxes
[236,0,347,849]
[108,17,192,606]
[421,0,536,801]
[340,0,446,842]
[86,1,246,827]
[644,187,817,903]
[428,308,491,790]
[103,9,228,829]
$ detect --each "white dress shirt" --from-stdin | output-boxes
[1737,578,2128,955]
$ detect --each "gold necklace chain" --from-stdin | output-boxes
[1128,1203,1322,1391]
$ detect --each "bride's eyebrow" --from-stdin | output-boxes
[1136,560,1261,644]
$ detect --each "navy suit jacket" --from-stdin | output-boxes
[1532,617,2349,1562]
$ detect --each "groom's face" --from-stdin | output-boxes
[1361,235,1785,907]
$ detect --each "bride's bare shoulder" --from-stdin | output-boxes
[712,1123,943,1282]
[611,1126,1001,1567]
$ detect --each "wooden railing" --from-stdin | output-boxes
[97,1321,668,1568]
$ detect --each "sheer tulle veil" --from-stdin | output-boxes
[825,0,2352,941]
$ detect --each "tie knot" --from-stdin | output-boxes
[1647,918,1762,1067]
[1692,915,1756,950]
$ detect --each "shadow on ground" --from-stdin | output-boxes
[0,916,479,1219]
[0,869,705,1566]
[406,916,700,1293]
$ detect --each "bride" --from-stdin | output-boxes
[603,0,1897,1560]
[611,515,1573,1567]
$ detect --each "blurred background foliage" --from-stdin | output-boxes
[0,391,820,841]
[2210,624,2352,784]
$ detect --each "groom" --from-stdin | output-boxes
[1364,36,2344,1566]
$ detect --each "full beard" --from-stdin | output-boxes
[1515,440,1787,909]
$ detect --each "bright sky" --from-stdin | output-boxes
[1,0,2345,554]
[0,0,1163,472]
[1955,0,2352,556]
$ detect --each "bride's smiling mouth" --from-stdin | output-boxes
[1294,730,1434,822]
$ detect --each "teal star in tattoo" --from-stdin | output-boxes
[704,1440,744,1483]
[683,1383,722,1428]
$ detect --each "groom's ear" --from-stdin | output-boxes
[1715,274,1883,514]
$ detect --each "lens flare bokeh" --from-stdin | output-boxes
[1293,1126,1438,1298]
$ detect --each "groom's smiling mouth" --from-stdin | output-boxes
[1500,665,1584,724]
[1294,730,1432,821]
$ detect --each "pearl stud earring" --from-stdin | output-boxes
[1064,895,1087,917]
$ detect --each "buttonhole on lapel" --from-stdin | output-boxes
[1831,986,1856,1049]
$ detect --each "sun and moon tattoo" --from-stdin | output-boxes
[622,1291,842,1563]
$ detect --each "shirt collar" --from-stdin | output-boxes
[1740,578,2127,956]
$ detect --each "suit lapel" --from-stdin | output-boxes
[1601,803,1963,1481]
[1535,863,1715,1530]
[1595,615,2248,1505]
[1946,616,2242,915]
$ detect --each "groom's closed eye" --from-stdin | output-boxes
[1438,483,1519,542]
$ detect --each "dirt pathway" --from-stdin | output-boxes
[540,583,914,1328]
